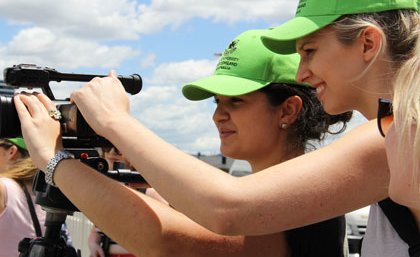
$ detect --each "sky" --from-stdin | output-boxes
[0,0,367,154]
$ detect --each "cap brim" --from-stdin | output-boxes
[183,75,269,101]
[262,15,341,54]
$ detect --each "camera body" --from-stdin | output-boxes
[1,64,142,147]
[2,64,146,257]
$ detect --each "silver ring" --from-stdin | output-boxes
[48,109,62,120]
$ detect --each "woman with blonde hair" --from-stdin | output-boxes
[0,138,46,257]
[0,138,73,256]
[385,37,420,210]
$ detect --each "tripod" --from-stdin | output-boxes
[18,150,146,257]
[18,171,81,257]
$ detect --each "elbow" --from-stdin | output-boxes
[206,215,237,235]
[201,197,244,236]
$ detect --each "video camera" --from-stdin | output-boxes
[1,64,142,147]
[0,64,146,257]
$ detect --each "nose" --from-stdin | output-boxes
[296,60,312,84]
[213,104,229,124]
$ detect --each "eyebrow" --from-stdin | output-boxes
[297,39,315,52]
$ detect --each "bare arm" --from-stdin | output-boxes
[101,115,388,235]
[42,160,289,257]
[15,75,388,237]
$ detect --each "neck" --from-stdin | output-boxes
[355,59,394,119]
[357,92,392,120]
[249,148,304,172]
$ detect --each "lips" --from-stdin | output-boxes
[312,82,326,101]
[218,127,236,138]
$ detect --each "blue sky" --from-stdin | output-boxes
[0,0,366,154]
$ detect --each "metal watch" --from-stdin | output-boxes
[45,150,74,186]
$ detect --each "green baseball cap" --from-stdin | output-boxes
[7,138,27,150]
[262,0,418,54]
[182,29,306,101]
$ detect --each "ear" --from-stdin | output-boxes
[278,96,303,126]
[5,145,20,161]
[359,26,383,62]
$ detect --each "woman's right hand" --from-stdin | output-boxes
[14,93,63,171]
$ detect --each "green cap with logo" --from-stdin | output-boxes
[7,138,27,150]
[262,0,418,54]
[182,29,305,101]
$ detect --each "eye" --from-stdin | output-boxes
[303,47,315,57]
[230,97,243,104]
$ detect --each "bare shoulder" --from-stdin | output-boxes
[0,179,6,214]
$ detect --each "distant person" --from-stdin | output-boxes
[0,138,72,257]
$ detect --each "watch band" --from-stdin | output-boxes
[45,150,73,186]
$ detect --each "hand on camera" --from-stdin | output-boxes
[70,70,131,138]
[14,93,63,171]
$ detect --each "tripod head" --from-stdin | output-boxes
[18,148,146,257]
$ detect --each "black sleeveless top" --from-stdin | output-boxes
[286,216,346,257]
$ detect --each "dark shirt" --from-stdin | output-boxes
[286,216,346,257]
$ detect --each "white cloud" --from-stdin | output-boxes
[140,53,156,68]
[139,0,297,27]
[0,27,139,72]
[146,59,217,85]
[130,58,220,153]
[0,0,297,40]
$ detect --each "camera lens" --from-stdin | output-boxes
[0,95,21,138]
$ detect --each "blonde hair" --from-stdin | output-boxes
[333,9,420,192]
[1,158,38,183]
[393,33,420,189]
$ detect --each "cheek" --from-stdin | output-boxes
[385,128,399,176]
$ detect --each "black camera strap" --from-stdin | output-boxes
[19,181,42,237]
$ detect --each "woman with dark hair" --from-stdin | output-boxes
[14,29,351,257]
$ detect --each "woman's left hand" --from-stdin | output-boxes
[14,93,63,171]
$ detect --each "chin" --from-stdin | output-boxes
[322,101,350,115]
[220,147,238,159]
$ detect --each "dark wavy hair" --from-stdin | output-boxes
[259,83,353,151]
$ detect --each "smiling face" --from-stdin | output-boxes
[212,91,284,163]
[295,27,372,115]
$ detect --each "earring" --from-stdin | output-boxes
[280,123,288,129]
